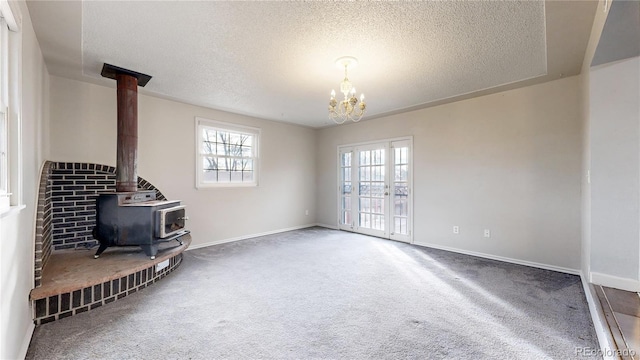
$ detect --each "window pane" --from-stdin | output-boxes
[371,183,385,197]
[343,167,351,182]
[229,133,242,146]
[395,199,408,216]
[360,213,371,228]
[203,170,217,182]
[242,159,253,171]
[342,196,351,210]
[218,170,231,182]
[372,198,384,214]
[342,152,351,167]
[202,132,216,154]
[360,150,370,166]
[343,211,352,225]
[343,182,352,195]
[229,144,241,156]
[230,171,242,182]
[373,165,384,181]
[394,218,407,234]
[360,197,371,213]
[372,149,384,165]
[202,156,218,171]
[395,183,408,197]
[372,214,384,230]
[360,166,370,181]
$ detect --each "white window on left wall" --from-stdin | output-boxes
[0,1,23,212]
[195,117,260,188]
[0,16,10,211]
[0,108,7,211]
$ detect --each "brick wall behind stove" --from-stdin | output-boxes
[49,162,166,251]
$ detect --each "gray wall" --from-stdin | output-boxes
[588,56,640,290]
[317,76,584,271]
[48,76,317,248]
[0,2,50,358]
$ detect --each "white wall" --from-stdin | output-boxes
[580,71,592,279]
[317,76,584,271]
[588,56,640,291]
[0,1,49,359]
[48,76,317,248]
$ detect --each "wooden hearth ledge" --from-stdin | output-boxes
[30,235,190,301]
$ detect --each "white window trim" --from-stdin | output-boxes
[0,1,21,214]
[195,117,260,189]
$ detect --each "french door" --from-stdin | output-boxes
[338,138,412,243]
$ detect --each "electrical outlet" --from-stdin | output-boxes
[484,229,491,238]
[453,226,459,234]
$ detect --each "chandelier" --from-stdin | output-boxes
[329,56,366,124]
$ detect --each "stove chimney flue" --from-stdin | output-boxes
[101,64,152,193]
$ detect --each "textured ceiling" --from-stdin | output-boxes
[27,1,598,128]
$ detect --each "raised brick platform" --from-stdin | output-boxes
[30,234,190,325]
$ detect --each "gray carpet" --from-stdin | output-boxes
[26,227,600,359]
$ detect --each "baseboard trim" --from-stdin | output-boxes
[413,241,580,275]
[314,223,339,230]
[580,274,619,360]
[590,272,640,292]
[18,322,35,360]
[186,224,318,250]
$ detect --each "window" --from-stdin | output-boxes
[0,16,9,211]
[0,1,20,213]
[196,117,260,188]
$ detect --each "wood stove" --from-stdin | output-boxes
[93,190,187,259]
[92,64,188,259]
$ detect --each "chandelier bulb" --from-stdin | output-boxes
[351,87,356,96]
[360,94,365,101]
[331,89,336,99]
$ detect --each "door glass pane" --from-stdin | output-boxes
[358,147,385,232]
[343,211,351,225]
[342,152,351,167]
[393,146,410,235]
[371,183,384,197]
[360,198,371,213]
[360,150,370,166]
[360,166,370,181]
[343,196,351,210]
[343,167,351,182]
[340,151,353,226]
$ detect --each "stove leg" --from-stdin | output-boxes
[94,242,109,259]
[140,244,158,260]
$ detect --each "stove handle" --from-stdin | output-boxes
[178,216,189,221]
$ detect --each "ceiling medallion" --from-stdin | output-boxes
[329,56,366,124]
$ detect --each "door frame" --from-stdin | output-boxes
[337,136,414,243]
